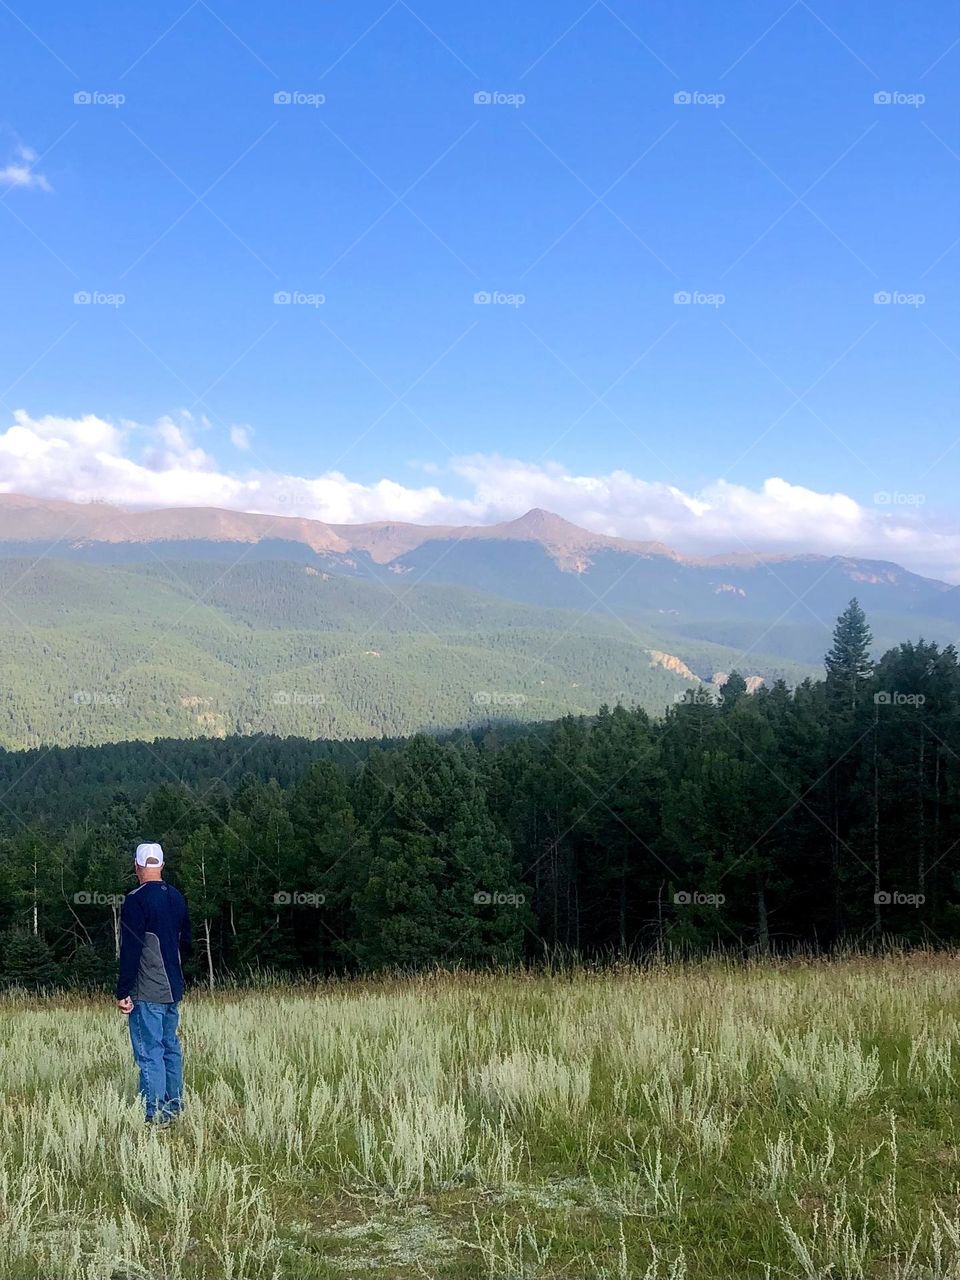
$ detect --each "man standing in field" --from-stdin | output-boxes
[116,842,192,1125]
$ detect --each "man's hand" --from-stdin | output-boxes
[117,997,134,1015]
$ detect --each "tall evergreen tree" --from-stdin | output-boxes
[180,824,223,989]
[720,671,748,712]
[290,761,367,971]
[825,599,874,711]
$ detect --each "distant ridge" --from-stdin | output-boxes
[0,494,350,554]
[0,493,932,583]
[0,493,958,752]
[328,506,678,566]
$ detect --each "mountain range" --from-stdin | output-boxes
[0,493,955,750]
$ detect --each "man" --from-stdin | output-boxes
[116,841,192,1125]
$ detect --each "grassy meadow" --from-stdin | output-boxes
[3,955,960,1278]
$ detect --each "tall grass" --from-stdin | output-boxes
[2,953,960,1277]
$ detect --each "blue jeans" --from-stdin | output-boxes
[128,1000,183,1120]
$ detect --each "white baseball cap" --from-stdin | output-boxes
[135,842,164,867]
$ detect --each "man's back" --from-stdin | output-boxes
[117,880,191,1004]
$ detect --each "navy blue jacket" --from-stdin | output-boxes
[116,880,192,1003]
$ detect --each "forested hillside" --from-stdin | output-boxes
[1,602,956,988]
[4,497,960,746]
[0,557,815,749]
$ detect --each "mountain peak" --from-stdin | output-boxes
[486,507,679,563]
[507,507,579,534]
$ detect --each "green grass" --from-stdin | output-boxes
[4,954,960,1277]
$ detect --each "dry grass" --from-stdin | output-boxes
[2,953,960,1277]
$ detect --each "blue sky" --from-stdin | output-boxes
[0,0,958,572]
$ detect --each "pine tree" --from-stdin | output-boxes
[352,830,446,968]
[85,789,139,960]
[228,779,300,973]
[352,736,525,969]
[825,599,874,711]
[67,943,112,989]
[578,705,661,953]
[1,928,61,989]
[720,671,748,711]
[289,761,367,971]
[180,824,222,990]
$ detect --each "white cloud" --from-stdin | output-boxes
[0,409,957,580]
[230,424,254,451]
[0,144,51,192]
[143,415,217,472]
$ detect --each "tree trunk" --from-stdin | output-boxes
[917,729,926,897]
[831,780,842,940]
[931,746,940,904]
[873,709,881,933]
[757,886,770,954]
[572,876,580,953]
[204,918,214,990]
[551,823,559,947]
[619,852,628,953]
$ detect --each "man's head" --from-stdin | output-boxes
[135,841,164,883]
